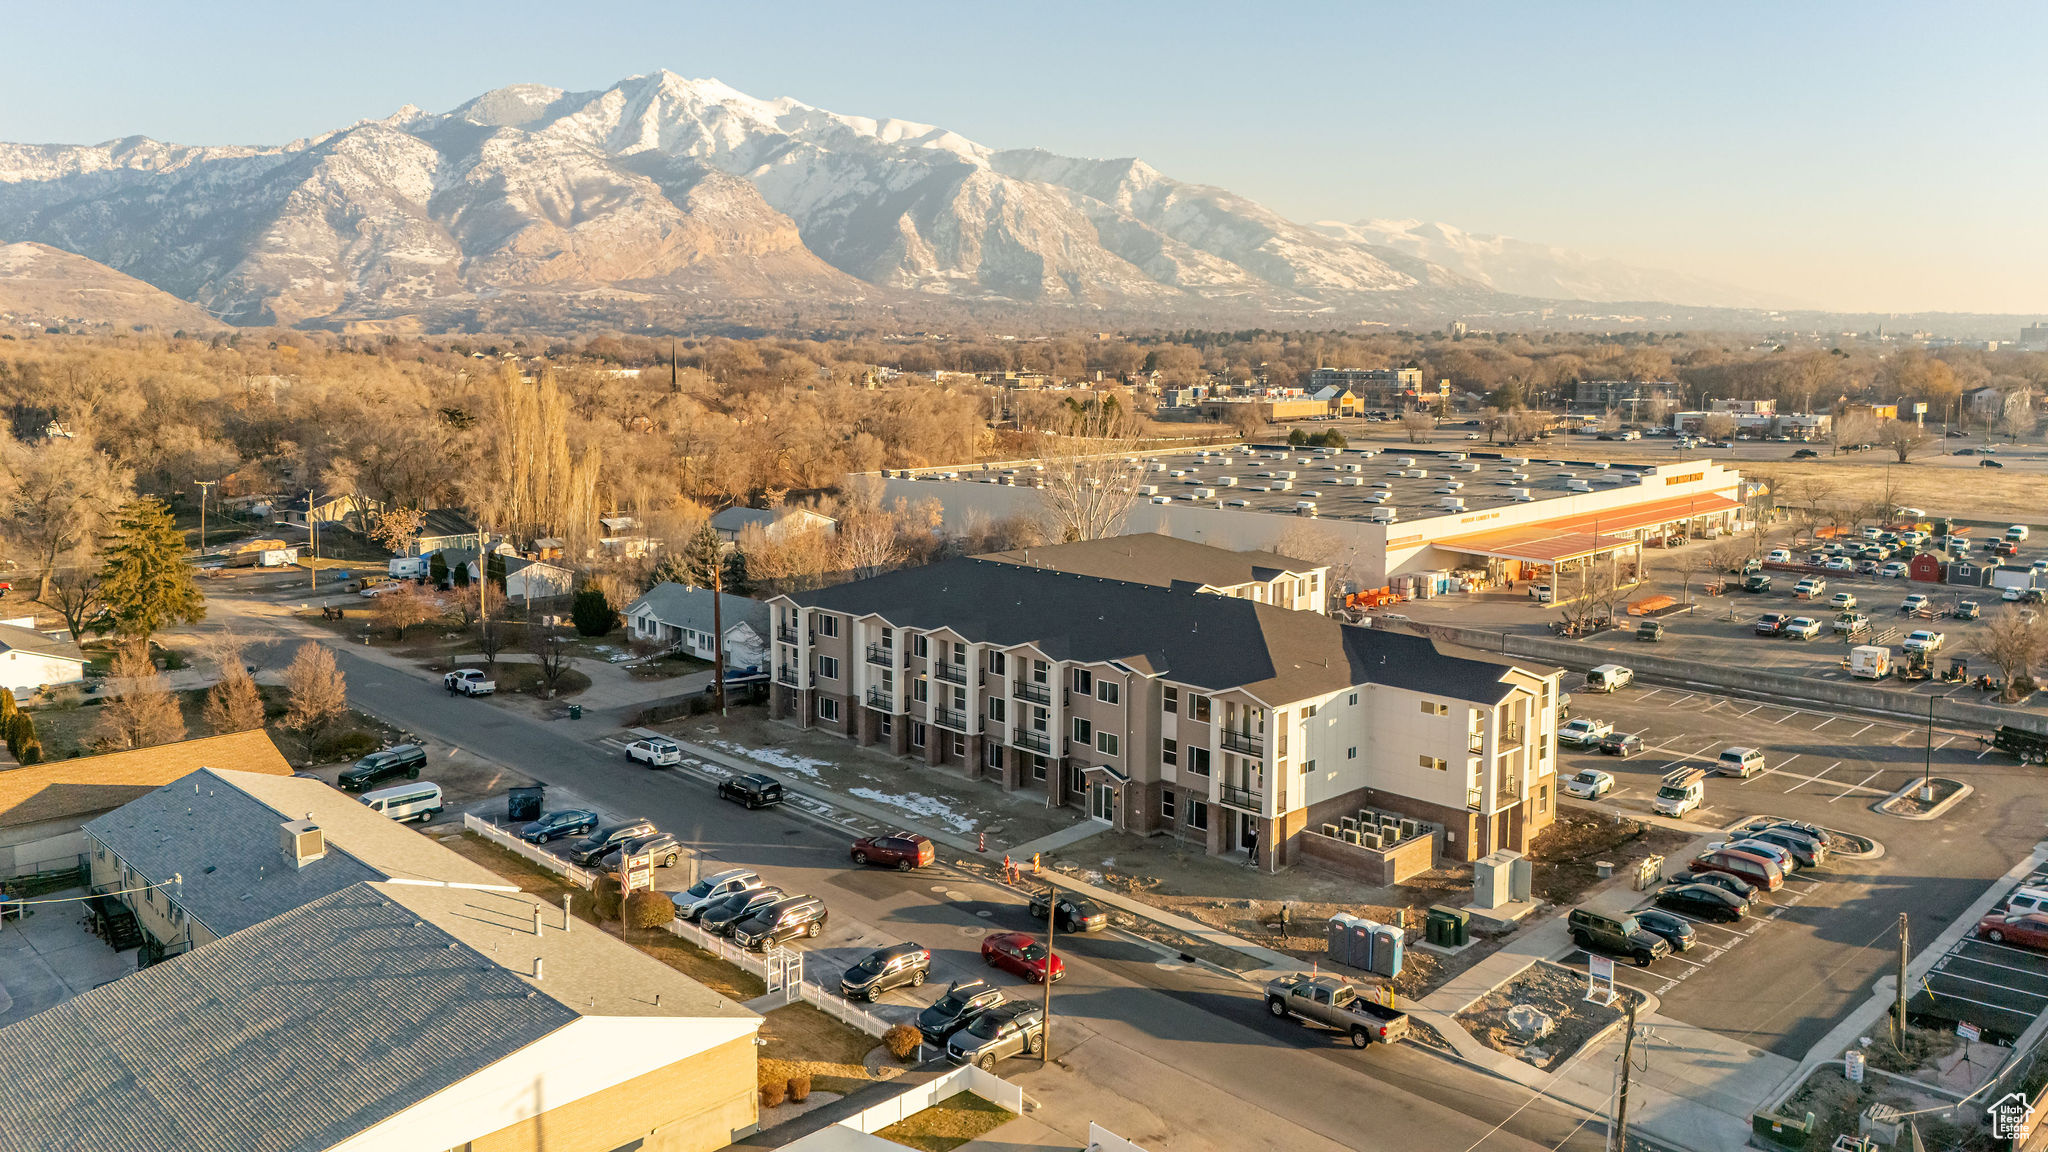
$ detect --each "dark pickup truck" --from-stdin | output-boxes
[1263,973,1410,1049]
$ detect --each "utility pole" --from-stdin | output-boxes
[1894,912,1909,1052]
[1612,997,1637,1152]
[307,489,317,590]
[1042,886,1057,1065]
[194,480,216,553]
[710,538,727,716]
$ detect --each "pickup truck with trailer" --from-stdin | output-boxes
[1263,973,1410,1049]
[443,668,497,696]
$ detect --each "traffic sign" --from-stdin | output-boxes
[1957,1021,1981,1042]
[623,851,654,895]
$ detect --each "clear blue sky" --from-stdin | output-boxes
[5,0,2043,314]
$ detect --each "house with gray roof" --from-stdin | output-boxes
[766,545,1562,869]
[710,505,837,543]
[625,583,771,673]
[0,622,86,693]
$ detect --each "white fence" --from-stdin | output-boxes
[463,814,597,888]
[837,1065,1024,1134]
[661,914,771,979]
[1087,1122,1153,1152]
[798,980,896,1039]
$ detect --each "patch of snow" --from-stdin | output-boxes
[709,739,826,780]
[846,787,977,834]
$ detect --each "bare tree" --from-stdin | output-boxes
[202,660,265,735]
[1399,409,1435,444]
[1039,435,1140,544]
[282,642,349,764]
[1999,401,2037,442]
[367,506,425,555]
[475,615,511,669]
[1877,419,1931,463]
[1975,608,2047,703]
[530,626,573,698]
[95,641,186,750]
[835,476,906,579]
[1223,404,1264,441]
[1831,412,1878,455]
[1698,413,1738,441]
[1476,406,1505,444]
[3,439,133,601]
[43,546,108,641]
[376,582,445,640]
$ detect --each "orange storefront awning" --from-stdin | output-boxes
[1435,491,1743,565]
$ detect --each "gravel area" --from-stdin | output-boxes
[1454,960,1643,1071]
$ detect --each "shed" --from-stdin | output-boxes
[1907,554,1947,583]
[1947,560,1995,588]
[1993,565,2038,592]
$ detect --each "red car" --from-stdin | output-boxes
[981,931,1065,983]
[1978,912,2048,950]
[851,831,934,871]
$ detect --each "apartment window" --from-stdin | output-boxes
[1161,738,1179,766]
[985,742,1003,769]
[912,635,929,658]
[1189,694,1211,722]
[817,656,840,681]
[1032,754,1049,781]
[1032,659,1050,685]
[1097,681,1119,705]
[878,716,893,738]
[987,698,1006,723]
[1161,790,1177,821]
[911,722,927,748]
[817,697,840,723]
[1538,784,1551,813]
[879,626,894,648]
[912,678,929,703]
[1072,717,1093,744]
[951,642,967,667]
[1347,746,1358,760]
[1420,755,1447,772]
[988,651,1006,675]
[1187,747,1212,777]
[1421,700,1448,716]
[1349,692,1358,706]
[951,685,968,710]
[1096,732,1119,757]
[1187,800,1210,831]
[1163,686,1179,712]
[1031,705,1049,732]
[1073,669,1094,694]
[817,614,839,638]
[951,733,966,757]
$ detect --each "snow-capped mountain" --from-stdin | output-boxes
[0,72,1686,328]
[1313,219,1798,310]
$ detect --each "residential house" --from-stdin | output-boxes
[711,506,838,544]
[767,557,1560,866]
[437,546,574,602]
[0,623,87,692]
[973,535,1330,611]
[411,508,484,555]
[5,769,761,1152]
[284,492,381,529]
[599,514,657,559]
[1967,385,2033,425]
[624,583,771,672]
[0,730,289,879]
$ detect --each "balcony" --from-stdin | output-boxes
[865,643,895,667]
[1220,730,1265,757]
[776,624,801,645]
[776,666,799,687]
[1217,783,1262,812]
[933,662,969,686]
[865,687,895,711]
[1500,723,1524,748]
[1012,681,1051,706]
[933,706,969,731]
[1013,729,1051,754]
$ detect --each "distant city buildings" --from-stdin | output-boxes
[2022,324,2048,352]
[1306,367,1423,409]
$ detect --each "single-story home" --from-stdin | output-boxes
[412,508,483,556]
[624,583,770,672]
[284,492,382,529]
[599,515,657,559]
[0,729,290,879]
[438,547,575,602]
[0,624,87,694]
[710,506,837,544]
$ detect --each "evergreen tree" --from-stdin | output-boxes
[98,497,205,640]
[429,552,449,587]
[485,551,507,590]
[571,587,616,637]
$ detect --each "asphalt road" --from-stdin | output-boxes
[286,637,1601,1152]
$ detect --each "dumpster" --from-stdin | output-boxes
[507,785,546,823]
[567,703,583,720]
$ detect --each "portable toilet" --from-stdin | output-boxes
[1348,917,1381,972]
[1327,913,1365,967]
[1369,923,1403,978]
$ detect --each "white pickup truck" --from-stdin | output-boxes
[443,668,496,697]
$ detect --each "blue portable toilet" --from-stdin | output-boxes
[1348,917,1381,973]
[1326,914,1364,968]
[1369,923,1404,978]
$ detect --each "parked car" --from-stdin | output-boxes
[1679,870,1760,904]
[1977,911,2048,950]
[1566,907,1670,967]
[1262,972,1412,1049]
[1766,548,1793,563]
[598,831,682,871]
[1692,847,1784,891]
[1742,827,1827,869]
[1982,459,2006,468]
[442,668,496,696]
[1598,732,1644,756]
[337,744,428,792]
[1878,561,1909,579]
[732,894,830,949]
[672,868,763,921]
[981,931,1065,983]
[625,736,682,767]
[917,980,1006,1046]
[1656,883,1749,924]
[1717,747,1766,777]
[1632,908,1698,952]
[1903,629,1946,653]
[566,818,658,866]
[1559,717,1614,747]
[1027,890,1109,933]
[718,773,784,808]
[1793,448,1820,458]
[1746,819,1836,851]
[1825,557,1855,572]
[521,808,599,844]
[1565,769,1615,799]
[1744,573,1774,593]
[700,887,787,935]
[945,1002,1046,1069]
[1754,612,1790,636]
[1783,616,1823,640]
[1833,612,1870,635]
[1829,592,1858,610]
[1721,838,1798,874]
[1901,594,1931,614]
[839,943,932,1002]
[1794,577,1827,597]
[851,831,935,871]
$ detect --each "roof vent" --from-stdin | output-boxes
[280,818,324,870]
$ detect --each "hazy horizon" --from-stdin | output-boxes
[4,0,2042,316]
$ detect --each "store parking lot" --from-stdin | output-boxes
[1563,860,1830,1002]
[1910,863,2048,1045]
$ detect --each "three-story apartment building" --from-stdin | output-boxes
[768,548,1560,868]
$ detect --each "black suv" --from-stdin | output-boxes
[917,980,1006,1046]
[1567,907,1671,967]
[566,819,658,866]
[839,943,931,1002]
[701,887,786,935]
[338,744,427,792]
[719,773,784,809]
[732,895,828,949]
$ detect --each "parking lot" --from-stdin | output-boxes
[1550,684,2048,1057]
[1910,862,2048,1045]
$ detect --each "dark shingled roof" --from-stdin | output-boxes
[975,534,1321,591]
[792,558,1526,705]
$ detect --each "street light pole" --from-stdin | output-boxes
[1922,689,1953,802]
[1041,886,1057,1065]
[308,489,317,591]
[194,480,216,553]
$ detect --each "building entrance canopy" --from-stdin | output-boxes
[1435,492,1742,565]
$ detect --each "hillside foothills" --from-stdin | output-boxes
[0,242,222,331]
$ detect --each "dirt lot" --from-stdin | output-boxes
[759,1001,900,1096]
[1454,961,1643,1071]
[1527,809,1694,904]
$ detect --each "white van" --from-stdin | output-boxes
[360,781,444,823]
[1716,747,1766,779]
[1654,768,1706,817]
[2006,886,2048,916]
[2009,525,2031,543]
[1585,664,1634,693]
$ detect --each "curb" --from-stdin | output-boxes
[1871,777,1974,821]
[1725,813,1885,860]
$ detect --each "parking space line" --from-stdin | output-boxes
[1812,717,1833,731]
[1773,710,1798,724]
[1830,770,1884,803]
[1737,703,1766,716]
[1783,761,1843,794]
[1669,693,1695,707]
[1943,952,2048,980]
[1919,985,2042,1016]
[1960,938,2048,963]
[1934,736,1955,750]
[1926,968,2048,1001]
[1637,689,1664,700]
[1848,723,1874,738]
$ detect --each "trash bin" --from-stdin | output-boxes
[507,786,546,823]
[567,704,583,720]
